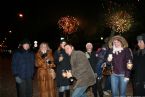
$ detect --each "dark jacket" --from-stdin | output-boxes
[133,49,145,82]
[85,51,97,73]
[96,48,108,77]
[70,50,96,89]
[54,49,71,87]
[12,49,35,79]
[107,48,132,77]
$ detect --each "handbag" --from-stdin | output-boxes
[102,67,112,75]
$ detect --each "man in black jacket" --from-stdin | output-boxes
[132,33,145,96]
[12,39,35,97]
[85,42,104,97]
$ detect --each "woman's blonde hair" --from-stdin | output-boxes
[39,42,50,51]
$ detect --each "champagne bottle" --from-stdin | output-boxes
[127,59,133,70]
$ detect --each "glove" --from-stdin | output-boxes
[124,77,129,82]
[15,76,23,84]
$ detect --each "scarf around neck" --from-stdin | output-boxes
[112,45,123,55]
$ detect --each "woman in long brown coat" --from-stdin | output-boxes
[35,42,56,97]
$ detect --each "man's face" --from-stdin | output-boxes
[64,45,73,56]
[86,43,93,51]
[138,40,145,49]
[22,43,30,50]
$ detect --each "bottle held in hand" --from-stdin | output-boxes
[127,60,133,70]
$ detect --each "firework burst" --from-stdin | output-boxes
[106,11,133,33]
[58,16,80,34]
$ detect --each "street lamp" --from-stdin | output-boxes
[18,13,24,18]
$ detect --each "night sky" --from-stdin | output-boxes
[0,0,145,50]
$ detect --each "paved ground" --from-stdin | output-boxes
[0,56,133,97]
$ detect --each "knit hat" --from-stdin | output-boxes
[137,33,145,43]
[86,42,93,48]
[20,38,31,45]
[108,35,128,48]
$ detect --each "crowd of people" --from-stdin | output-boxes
[11,33,145,97]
